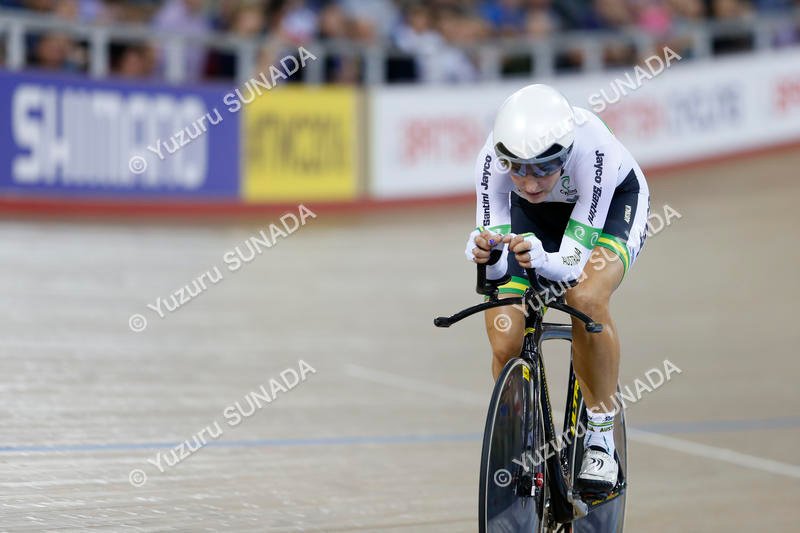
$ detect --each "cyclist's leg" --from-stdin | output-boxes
[566,249,624,415]
[485,233,528,380]
[567,186,649,414]
[485,295,527,381]
[569,181,649,492]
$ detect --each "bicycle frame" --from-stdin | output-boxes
[519,296,590,525]
[434,264,625,528]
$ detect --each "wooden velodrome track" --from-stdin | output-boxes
[1,149,798,532]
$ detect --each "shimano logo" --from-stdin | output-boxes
[588,185,602,225]
[481,155,491,191]
[562,247,582,266]
[593,150,604,184]
[482,192,490,226]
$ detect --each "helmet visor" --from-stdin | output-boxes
[510,158,565,177]
[507,144,572,177]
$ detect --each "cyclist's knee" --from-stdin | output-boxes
[486,307,525,365]
[566,284,609,318]
[485,300,525,366]
[489,330,523,366]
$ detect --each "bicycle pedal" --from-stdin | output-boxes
[581,487,619,505]
[575,482,611,500]
[580,490,609,500]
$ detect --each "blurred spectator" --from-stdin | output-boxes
[338,0,400,42]
[209,0,240,31]
[752,0,794,11]
[431,6,481,82]
[206,2,267,80]
[394,2,442,81]
[110,43,156,78]
[230,1,267,36]
[585,0,635,29]
[20,0,85,71]
[52,0,79,19]
[153,0,211,81]
[31,32,78,70]
[278,0,319,44]
[525,0,561,38]
[662,0,705,57]
[668,0,706,28]
[317,2,361,83]
[633,0,673,36]
[548,0,588,30]
[481,0,526,36]
[318,2,348,39]
[581,0,638,66]
[711,0,756,53]
[525,10,557,38]
[713,0,754,19]
[17,0,54,12]
[3,0,800,83]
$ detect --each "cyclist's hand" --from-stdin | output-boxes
[508,233,546,269]
[466,228,505,264]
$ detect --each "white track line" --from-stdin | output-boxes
[346,364,800,480]
[626,428,800,479]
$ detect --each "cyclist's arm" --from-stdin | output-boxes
[468,142,513,279]
[536,145,619,282]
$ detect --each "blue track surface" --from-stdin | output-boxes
[1,416,797,454]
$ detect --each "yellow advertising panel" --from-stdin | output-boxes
[243,87,358,202]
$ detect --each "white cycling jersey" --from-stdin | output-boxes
[473,106,649,281]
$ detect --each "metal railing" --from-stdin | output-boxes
[0,7,798,85]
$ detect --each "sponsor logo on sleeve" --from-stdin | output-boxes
[587,151,605,225]
[561,175,578,202]
[588,185,602,225]
[481,154,491,191]
[562,247,582,266]
[593,150,604,183]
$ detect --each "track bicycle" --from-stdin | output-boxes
[434,262,627,532]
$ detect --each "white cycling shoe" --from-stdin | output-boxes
[576,446,618,497]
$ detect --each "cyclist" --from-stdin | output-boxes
[466,84,649,497]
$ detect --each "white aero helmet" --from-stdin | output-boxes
[493,84,575,177]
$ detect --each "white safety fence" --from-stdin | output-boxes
[1,7,798,85]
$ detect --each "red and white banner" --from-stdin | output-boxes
[368,47,800,198]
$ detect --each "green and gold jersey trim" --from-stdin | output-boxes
[498,275,530,295]
[565,218,601,250]
[597,233,631,273]
[477,224,511,234]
